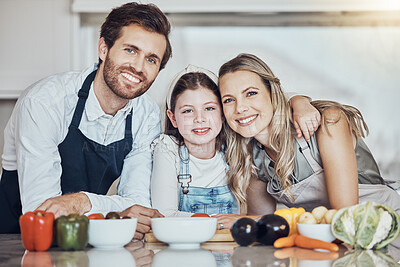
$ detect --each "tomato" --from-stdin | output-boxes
[191,213,210,217]
[87,213,104,220]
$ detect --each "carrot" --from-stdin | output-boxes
[274,234,298,248]
[294,234,339,252]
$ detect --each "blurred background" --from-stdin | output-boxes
[1,0,399,180]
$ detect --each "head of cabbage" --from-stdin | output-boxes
[331,201,400,250]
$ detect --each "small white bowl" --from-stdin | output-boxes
[297,223,335,243]
[88,218,137,249]
[151,217,217,249]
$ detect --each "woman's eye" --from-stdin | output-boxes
[223,98,233,104]
[182,109,193,114]
[205,107,215,111]
[247,91,257,97]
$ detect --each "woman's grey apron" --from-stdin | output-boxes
[266,137,400,215]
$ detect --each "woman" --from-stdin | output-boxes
[151,64,321,223]
[214,53,400,233]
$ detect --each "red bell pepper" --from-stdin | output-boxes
[19,210,55,251]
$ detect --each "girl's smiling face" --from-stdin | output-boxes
[167,87,223,153]
[219,70,273,141]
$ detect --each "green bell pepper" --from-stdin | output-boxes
[56,214,89,251]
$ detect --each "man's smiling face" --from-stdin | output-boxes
[101,24,167,99]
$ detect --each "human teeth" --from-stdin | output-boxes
[193,128,209,133]
[121,73,140,83]
[238,115,256,124]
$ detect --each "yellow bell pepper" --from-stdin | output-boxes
[274,207,305,236]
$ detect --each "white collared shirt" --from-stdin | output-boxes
[1,65,161,214]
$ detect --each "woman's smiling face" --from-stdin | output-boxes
[219,70,273,141]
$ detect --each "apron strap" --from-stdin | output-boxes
[124,111,133,140]
[295,137,323,173]
[178,145,192,194]
[70,70,97,129]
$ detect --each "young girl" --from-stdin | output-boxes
[214,53,400,233]
[151,65,238,217]
[150,65,320,220]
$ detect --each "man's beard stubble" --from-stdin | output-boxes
[102,54,154,100]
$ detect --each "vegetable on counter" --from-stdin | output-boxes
[256,214,290,246]
[19,210,55,252]
[274,233,339,252]
[231,218,258,246]
[55,214,89,251]
[274,234,298,248]
[105,212,120,219]
[331,201,400,250]
[191,213,210,217]
[88,213,105,220]
[295,234,339,252]
[274,207,305,235]
[297,206,337,225]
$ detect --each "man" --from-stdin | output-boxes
[0,2,171,238]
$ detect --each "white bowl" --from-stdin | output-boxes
[297,223,335,243]
[88,218,137,249]
[151,217,217,249]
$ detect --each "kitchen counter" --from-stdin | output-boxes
[1,234,399,266]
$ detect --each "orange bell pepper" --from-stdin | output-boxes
[19,210,55,251]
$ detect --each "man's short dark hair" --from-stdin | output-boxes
[99,2,172,70]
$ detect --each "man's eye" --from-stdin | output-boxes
[247,91,257,97]
[126,48,136,54]
[182,109,193,114]
[223,98,233,104]
[147,58,156,64]
[205,107,215,111]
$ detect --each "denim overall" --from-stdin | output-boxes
[177,145,239,215]
[0,70,133,233]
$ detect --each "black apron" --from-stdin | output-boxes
[0,70,133,233]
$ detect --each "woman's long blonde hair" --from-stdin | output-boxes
[219,53,296,211]
[219,53,369,209]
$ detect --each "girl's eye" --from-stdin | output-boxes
[205,107,215,111]
[223,98,233,104]
[182,109,193,114]
[247,91,257,97]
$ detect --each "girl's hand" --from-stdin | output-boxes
[212,213,243,230]
[290,96,321,141]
